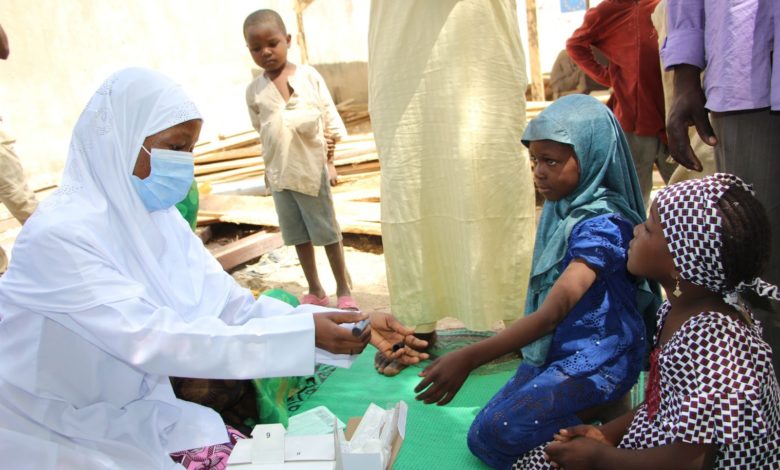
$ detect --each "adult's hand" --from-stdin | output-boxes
[368,312,429,365]
[667,64,717,171]
[414,349,474,406]
[313,311,370,355]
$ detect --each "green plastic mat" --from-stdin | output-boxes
[288,329,646,468]
[290,346,516,469]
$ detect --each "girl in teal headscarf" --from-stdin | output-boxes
[414,95,660,469]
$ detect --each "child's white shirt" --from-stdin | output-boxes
[246,64,346,196]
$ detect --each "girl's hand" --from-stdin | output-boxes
[313,311,370,355]
[368,312,429,365]
[553,424,611,445]
[414,350,474,406]
[544,436,609,470]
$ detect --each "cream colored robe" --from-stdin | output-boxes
[368,0,535,330]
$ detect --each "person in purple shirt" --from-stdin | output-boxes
[662,0,779,378]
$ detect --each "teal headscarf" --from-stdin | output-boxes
[520,94,658,366]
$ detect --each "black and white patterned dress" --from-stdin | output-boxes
[514,302,780,469]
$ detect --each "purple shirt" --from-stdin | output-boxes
[661,0,778,112]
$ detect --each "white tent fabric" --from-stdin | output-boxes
[368,0,536,330]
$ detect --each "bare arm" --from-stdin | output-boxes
[546,438,716,470]
[0,24,9,60]
[465,259,596,366]
[414,260,597,405]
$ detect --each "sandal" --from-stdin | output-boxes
[336,296,359,310]
[300,294,330,307]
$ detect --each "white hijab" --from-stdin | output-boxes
[0,68,234,319]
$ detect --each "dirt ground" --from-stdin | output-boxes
[229,232,468,330]
[231,233,392,313]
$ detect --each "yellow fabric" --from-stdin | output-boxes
[368,0,535,331]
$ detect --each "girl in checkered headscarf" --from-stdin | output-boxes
[545,173,780,469]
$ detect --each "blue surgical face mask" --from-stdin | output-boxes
[131,146,194,212]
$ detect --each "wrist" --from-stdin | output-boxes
[456,347,481,370]
[672,64,702,91]
[591,441,613,469]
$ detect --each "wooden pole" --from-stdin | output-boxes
[294,0,316,64]
[525,0,545,101]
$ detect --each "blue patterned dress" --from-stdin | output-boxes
[467,214,647,469]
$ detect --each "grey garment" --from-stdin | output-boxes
[0,130,37,224]
[712,109,780,378]
[270,167,342,246]
[624,132,677,207]
[550,49,610,99]
[0,126,39,273]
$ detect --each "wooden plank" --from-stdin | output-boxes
[334,152,379,168]
[200,193,382,236]
[336,98,355,110]
[196,164,266,183]
[195,157,265,176]
[210,230,284,271]
[525,0,545,101]
[196,225,213,243]
[194,145,262,165]
[340,132,374,144]
[196,215,222,227]
[336,160,381,176]
[206,170,265,184]
[195,133,260,156]
[0,217,21,233]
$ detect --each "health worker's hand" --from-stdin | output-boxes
[313,311,370,355]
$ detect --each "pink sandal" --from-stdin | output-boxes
[336,296,360,310]
[300,294,330,307]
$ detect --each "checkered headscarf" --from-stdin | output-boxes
[656,173,780,307]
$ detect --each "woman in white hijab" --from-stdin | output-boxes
[0,68,425,469]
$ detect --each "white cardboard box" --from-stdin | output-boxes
[227,402,407,470]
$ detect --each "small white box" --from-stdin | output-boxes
[251,424,285,464]
[227,402,407,470]
[335,401,407,470]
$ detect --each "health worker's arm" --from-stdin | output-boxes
[67,295,317,380]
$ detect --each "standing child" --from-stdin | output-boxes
[244,9,355,309]
[413,95,659,469]
[543,173,780,469]
[566,0,675,206]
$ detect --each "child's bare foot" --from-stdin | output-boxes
[374,331,437,377]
